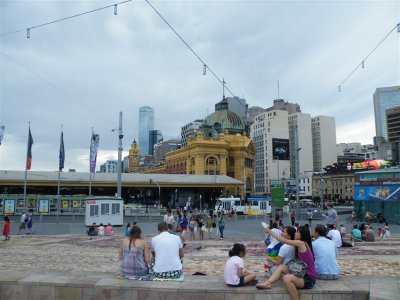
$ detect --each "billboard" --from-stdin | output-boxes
[272,138,290,160]
[271,181,285,207]
[355,185,400,201]
[349,160,391,171]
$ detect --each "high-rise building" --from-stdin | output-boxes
[250,110,290,194]
[386,106,400,142]
[266,99,301,115]
[181,119,203,147]
[139,106,154,155]
[154,139,181,164]
[311,115,337,172]
[221,96,247,119]
[99,160,118,173]
[373,86,400,140]
[247,106,265,125]
[288,113,313,178]
[148,130,163,155]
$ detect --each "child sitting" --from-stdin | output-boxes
[264,223,282,272]
[339,224,346,237]
[224,243,257,287]
[383,223,391,238]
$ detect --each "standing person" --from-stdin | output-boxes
[224,243,257,287]
[290,211,296,226]
[218,213,226,240]
[151,222,184,279]
[206,216,214,239]
[3,216,10,241]
[125,223,131,237]
[256,226,316,300]
[307,210,313,226]
[19,211,28,235]
[312,225,340,280]
[326,203,338,227]
[163,209,175,228]
[26,211,35,234]
[383,223,391,238]
[188,216,196,241]
[198,216,204,241]
[178,213,188,239]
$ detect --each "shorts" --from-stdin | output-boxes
[19,223,26,230]
[301,273,316,289]
[227,277,244,287]
[189,227,194,232]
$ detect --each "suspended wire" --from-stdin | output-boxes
[0,0,132,37]
[1,51,115,125]
[144,0,238,99]
[338,23,399,91]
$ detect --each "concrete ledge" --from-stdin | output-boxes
[0,269,380,300]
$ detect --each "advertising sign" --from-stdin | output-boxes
[28,198,36,208]
[4,199,16,214]
[62,199,69,208]
[72,200,79,208]
[355,185,400,201]
[271,181,285,207]
[38,199,50,213]
[272,138,290,160]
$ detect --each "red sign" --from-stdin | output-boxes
[86,200,96,204]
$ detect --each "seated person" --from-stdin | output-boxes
[350,224,362,242]
[327,225,342,248]
[119,225,150,277]
[87,222,98,237]
[267,226,296,274]
[264,223,282,271]
[151,222,184,279]
[105,223,114,236]
[312,225,340,280]
[224,243,257,287]
[98,223,105,236]
[362,225,375,242]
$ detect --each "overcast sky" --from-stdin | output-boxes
[0,0,399,172]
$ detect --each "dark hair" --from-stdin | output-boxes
[167,223,174,231]
[315,225,327,237]
[100,223,104,226]
[285,226,296,240]
[126,223,131,228]
[133,221,137,226]
[353,224,359,229]
[294,222,299,227]
[328,224,335,229]
[167,209,172,214]
[327,203,333,208]
[272,222,278,229]
[229,243,246,257]
[129,226,142,249]
[4,216,10,222]
[304,223,310,229]
[158,221,169,232]
[296,226,313,257]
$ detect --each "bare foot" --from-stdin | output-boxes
[255,282,272,289]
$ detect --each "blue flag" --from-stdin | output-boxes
[59,131,65,171]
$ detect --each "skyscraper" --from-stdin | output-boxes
[139,106,154,156]
[148,130,163,155]
[373,86,400,140]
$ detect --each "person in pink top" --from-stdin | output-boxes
[256,226,316,300]
[105,223,114,236]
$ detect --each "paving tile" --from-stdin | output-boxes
[110,289,138,300]
[0,284,28,300]
[255,294,284,300]
[56,287,83,300]
[28,285,55,300]
[138,290,168,300]
[312,295,342,300]
[196,292,225,300]
[223,293,254,300]
[166,291,197,300]
[342,294,369,300]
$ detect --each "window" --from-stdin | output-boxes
[90,205,99,217]
[101,203,110,215]
[112,203,121,214]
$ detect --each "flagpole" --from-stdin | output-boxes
[23,122,30,210]
[89,127,93,196]
[57,124,62,223]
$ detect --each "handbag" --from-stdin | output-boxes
[288,259,307,278]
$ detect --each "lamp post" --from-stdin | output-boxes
[112,111,123,198]
[295,147,302,220]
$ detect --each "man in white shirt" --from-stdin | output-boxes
[267,226,296,273]
[151,222,184,279]
[163,209,175,226]
[313,225,340,280]
[19,211,27,234]
[327,224,342,248]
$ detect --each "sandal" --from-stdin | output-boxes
[256,282,272,289]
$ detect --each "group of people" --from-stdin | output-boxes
[87,222,114,237]
[2,210,35,240]
[224,222,341,300]
[350,222,391,242]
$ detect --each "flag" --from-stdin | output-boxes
[0,125,4,145]
[26,127,34,170]
[89,132,100,173]
[59,131,65,171]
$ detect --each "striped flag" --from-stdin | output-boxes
[59,131,65,171]
[89,132,100,173]
[0,125,4,145]
[26,127,34,170]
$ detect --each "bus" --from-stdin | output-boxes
[214,196,271,215]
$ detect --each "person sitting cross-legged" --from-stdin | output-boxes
[312,225,340,280]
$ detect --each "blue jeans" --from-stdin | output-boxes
[219,227,224,238]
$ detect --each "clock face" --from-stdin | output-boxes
[133,157,137,160]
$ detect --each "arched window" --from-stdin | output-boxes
[205,156,218,175]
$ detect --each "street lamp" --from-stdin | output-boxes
[295,148,302,220]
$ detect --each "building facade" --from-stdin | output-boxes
[148,130,163,155]
[139,106,154,155]
[99,160,118,173]
[250,110,290,194]
[154,139,181,164]
[386,106,400,143]
[374,86,400,140]
[266,99,301,115]
[128,140,140,173]
[181,119,203,147]
[312,115,337,172]
[312,173,355,203]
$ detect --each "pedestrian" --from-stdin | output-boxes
[383,223,391,238]
[178,212,188,239]
[198,216,204,241]
[307,210,313,226]
[326,203,338,227]
[27,211,35,234]
[290,211,295,226]
[19,211,28,235]
[188,216,196,241]
[125,223,131,237]
[206,216,214,239]
[3,216,10,241]
[163,209,175,228]
[218,213,226,240]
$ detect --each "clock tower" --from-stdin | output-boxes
[128,140,140,173]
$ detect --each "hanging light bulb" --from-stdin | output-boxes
[114,5,118,15]
[338,86,341,92]
[397,23,400,33]
[362,61,365,68]
[26,28,30,38]
[203,64,207,75]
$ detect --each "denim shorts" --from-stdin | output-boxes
[302,273,316,289]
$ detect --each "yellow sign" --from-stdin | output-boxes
[72,200,79,208]
[28,198,36,208]
[62,199,69,208]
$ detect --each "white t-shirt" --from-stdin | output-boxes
[151,231,183,273]
[327,229,342,248]
[21,213,27,224]
[278,244,295,265]
[224,256,244,285]
[163,214,175,225]
[267,228,282,249]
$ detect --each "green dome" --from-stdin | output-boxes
[205,109,246,135]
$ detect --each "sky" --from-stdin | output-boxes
[0,0,399,172]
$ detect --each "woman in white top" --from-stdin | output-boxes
[98,223,105,236]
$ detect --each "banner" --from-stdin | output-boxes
[271,181,285,207]
[272,138,290,160]
[26,127,34,170]
[4,199,16,214]
[355,185,400,201]
[38,199,50,214]
[89,132,100,173]
[0,125,4,145]
[59,131,65,171]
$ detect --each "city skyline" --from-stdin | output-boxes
[0,1,398,171]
